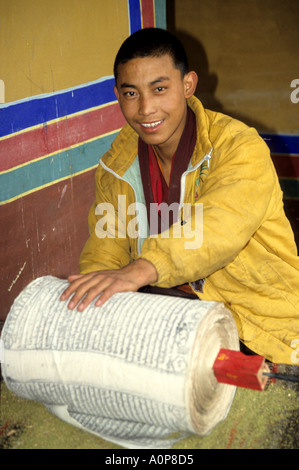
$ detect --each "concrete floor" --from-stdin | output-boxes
[1,370,298,450]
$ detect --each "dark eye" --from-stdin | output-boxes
[124,91,136,97]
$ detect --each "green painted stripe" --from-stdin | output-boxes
[154,0,167,29]
[0,132,117,204]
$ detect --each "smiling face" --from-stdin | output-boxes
[114,54,197,160]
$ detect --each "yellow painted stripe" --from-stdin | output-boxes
[140,0,143,28]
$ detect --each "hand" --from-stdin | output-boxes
[60,258,158,312]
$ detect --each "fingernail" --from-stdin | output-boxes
[68,301,75,309]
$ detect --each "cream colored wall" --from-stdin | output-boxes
[0,0,128,103]
[168,0,299,134]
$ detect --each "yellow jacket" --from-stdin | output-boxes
[80,96,299,364]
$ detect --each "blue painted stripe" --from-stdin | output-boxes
[0,76,116,138]
[128,0,142,33]
[261,133,299,155]
[0,132,117,204]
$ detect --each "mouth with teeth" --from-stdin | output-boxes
[140,120,164,131]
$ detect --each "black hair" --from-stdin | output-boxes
[113,28,189,82]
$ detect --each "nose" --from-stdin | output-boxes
[138,93,157,117]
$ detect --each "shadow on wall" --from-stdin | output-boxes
[171,29,276,135]
[173,30,299,247]
[166,5,298,247]
[165,1,276,131]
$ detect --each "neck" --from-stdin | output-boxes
[152,145,173,165]
[152,145,174,186]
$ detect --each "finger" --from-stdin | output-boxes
[60,273,94,301]
[75,276,115,311]
[94,278,138,307]
[68,274,83,282]
[67,274,111,311]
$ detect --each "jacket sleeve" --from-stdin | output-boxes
[139,127,282,287]
[79,203,132,273]
[79,166,134,274]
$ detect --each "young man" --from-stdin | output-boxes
[61,28,299,364]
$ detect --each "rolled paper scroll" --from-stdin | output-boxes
[1,276,239,449]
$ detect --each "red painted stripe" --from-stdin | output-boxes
[141,0,155,28]
[271,154,299,179]
[0,102,126,172]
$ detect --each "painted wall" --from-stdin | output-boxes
[0,0,166,103]
[167,0,299,240]
[0,0,166,322]
[167,0,299,135]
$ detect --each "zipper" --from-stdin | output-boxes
[178,148,213,215]
[99,159,145,254]
[180,148,212,295]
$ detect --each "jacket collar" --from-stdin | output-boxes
[187,96,213,167]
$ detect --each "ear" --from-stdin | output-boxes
[114,84,120,101]
[183,71,198,98]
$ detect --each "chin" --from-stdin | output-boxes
[139,132,167,147]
